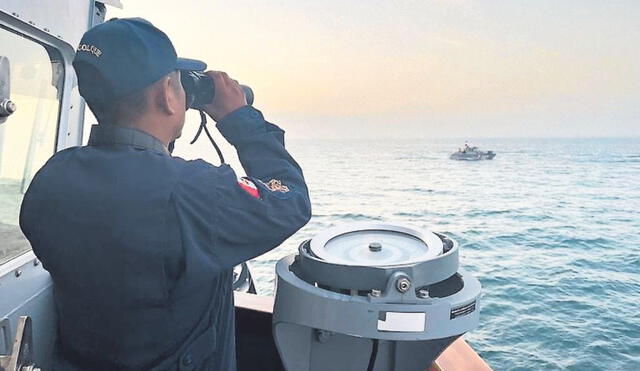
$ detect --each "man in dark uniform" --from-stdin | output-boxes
[19,18,311,370]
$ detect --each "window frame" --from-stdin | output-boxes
[0,12,77,273]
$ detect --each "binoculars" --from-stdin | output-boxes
[180,71,254,111]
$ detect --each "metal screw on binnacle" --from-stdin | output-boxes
[417,289,430,299]
[396,277,411,293]
[369,242,382,252]
[316,329,333,343]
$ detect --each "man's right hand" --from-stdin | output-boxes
[203,71,247,122]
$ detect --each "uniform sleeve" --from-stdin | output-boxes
[174,106,311,270]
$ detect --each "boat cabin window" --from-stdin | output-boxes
[0,27,63,265]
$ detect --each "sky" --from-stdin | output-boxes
[110,0,640,139]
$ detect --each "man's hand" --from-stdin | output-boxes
[203,71,247,122]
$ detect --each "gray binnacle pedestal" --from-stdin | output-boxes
[273,222,481,371]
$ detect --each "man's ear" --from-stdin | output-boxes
[155,75,177,116]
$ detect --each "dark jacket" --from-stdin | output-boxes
[19,106,311,370]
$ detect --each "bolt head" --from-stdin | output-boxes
[369,242,382,252]
[417,289,430,298]
[396,277,411,293]
[1,100,16,115]
[316,329,332,343]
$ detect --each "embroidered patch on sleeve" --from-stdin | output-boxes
[261,179,290,193]
[238,177,260,199]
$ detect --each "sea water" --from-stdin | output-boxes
[235,137,639,371]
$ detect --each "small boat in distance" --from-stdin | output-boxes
[450,143,496,161]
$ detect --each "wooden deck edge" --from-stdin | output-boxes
[234,292,492,370]
[235,291,275,313]
[431,337,492,371]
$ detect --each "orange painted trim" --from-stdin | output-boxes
[234,291,275,313]
[433,338,492,371]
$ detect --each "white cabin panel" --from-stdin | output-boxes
[0,0,93,49]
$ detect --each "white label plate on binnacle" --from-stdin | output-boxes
[377,311,426,332]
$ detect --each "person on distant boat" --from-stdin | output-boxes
[19,18,311,371]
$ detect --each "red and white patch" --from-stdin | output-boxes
[238,177,260,199]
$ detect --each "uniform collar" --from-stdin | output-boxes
[87,123,169,155]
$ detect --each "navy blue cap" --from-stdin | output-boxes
[73,17,206,106]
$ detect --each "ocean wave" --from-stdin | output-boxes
[323,213,384,221]
[465,209,515,217]
[557,237,612,249]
